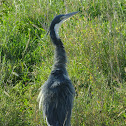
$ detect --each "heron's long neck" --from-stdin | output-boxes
[50,29,67,70]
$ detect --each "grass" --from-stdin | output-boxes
[0,0,126,125]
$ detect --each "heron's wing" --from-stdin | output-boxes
[44,80,72,126]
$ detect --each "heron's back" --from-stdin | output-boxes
[38,69,75,126]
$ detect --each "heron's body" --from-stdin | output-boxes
[37,12,78,126]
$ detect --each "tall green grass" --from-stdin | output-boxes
[0,0,126,125]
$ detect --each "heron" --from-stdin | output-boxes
[37,11,78,126]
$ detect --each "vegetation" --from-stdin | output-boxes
[0,0,126,125]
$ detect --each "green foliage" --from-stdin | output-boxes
[0,0,126,125]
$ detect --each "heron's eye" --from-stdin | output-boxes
[60,16,65,21]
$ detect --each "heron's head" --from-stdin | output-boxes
[50,11,78,39]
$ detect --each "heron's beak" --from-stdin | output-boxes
[62,11,79,21]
